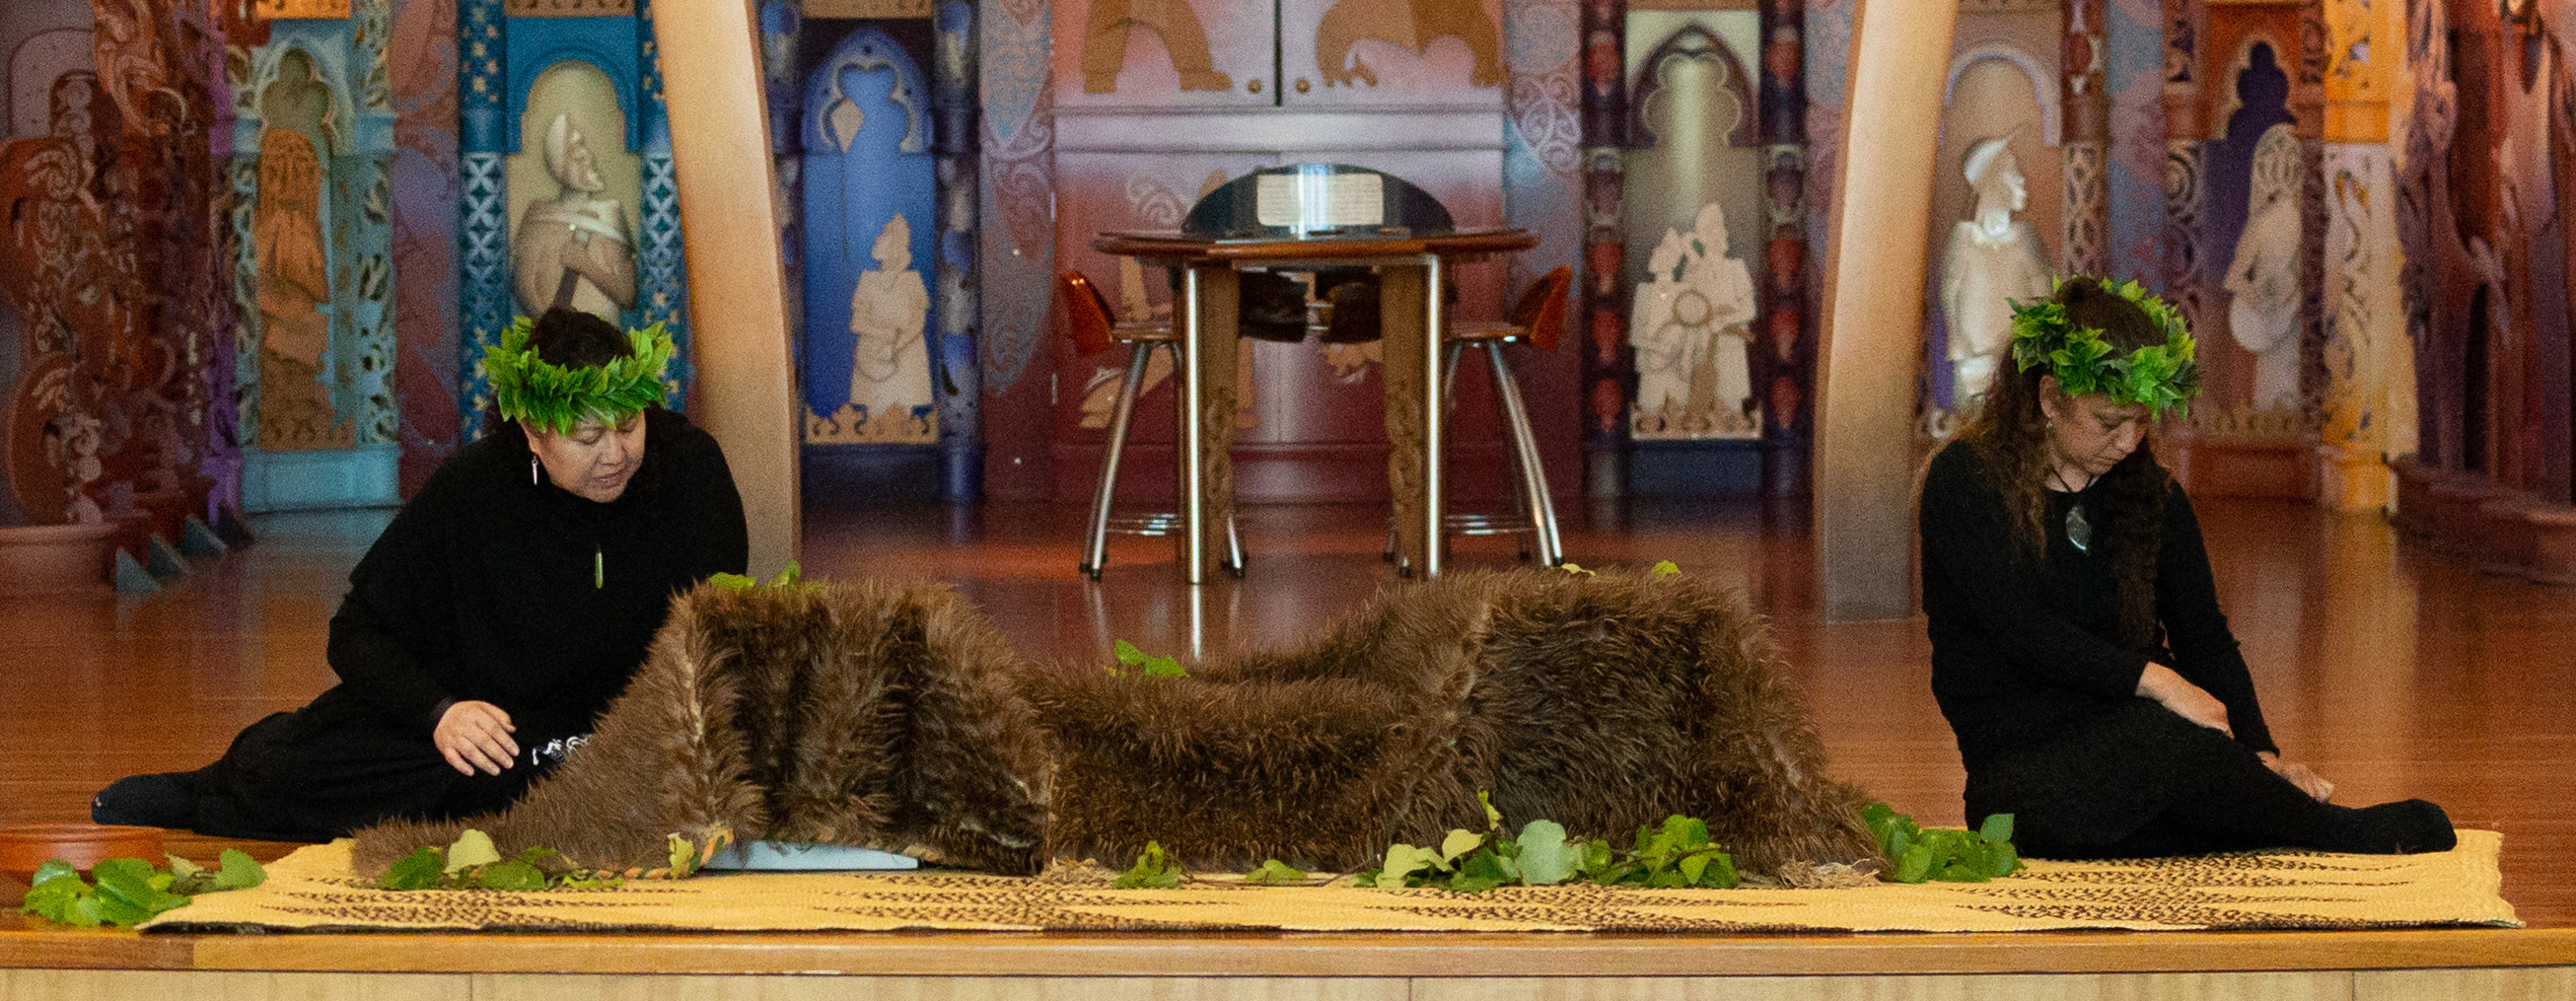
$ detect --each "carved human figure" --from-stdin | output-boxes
[847,213,932,426]
[254,128,330,368]
[1939,136,2053,401]
[512,112,637,322]
[2223,123,2303,412]
[1630,201,1756,426]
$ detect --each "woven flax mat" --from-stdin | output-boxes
[146,830,2520,934]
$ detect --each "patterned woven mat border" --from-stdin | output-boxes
[146,830,2521,935]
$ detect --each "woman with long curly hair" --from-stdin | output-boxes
[1918,276,2454,858]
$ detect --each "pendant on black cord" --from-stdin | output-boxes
[2066,504,2095,553]
[594,544,604,589]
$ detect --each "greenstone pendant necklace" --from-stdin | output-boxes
[2052,465,2095,553]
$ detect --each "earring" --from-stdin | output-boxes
[530,454,539,485]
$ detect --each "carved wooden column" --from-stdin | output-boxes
[457,0,510,440]
[2060,0,2110,275]
[2293,0,2331,470]
[1816,0,1960,619]
[2315,0,2408,510]
[1578,0,1629,498]
[2160,0,2205,339]
[1757,0,1812,496]
[933,0,983,499]
[2394,0,2448,468]
[636,0,693,404]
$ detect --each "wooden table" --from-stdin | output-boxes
[1093,229,1539,583]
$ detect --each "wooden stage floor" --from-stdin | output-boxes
[7,493,2576,990]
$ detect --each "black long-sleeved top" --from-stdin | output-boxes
[320,406,749,741]
[1919,442,2275,772]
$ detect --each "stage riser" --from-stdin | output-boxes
[6,969,2574,1000]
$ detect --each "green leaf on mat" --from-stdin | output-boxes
[212,849,266,891]
[1515,821,1573,886]
[1111,841,1184,890]
[1243,859,1309,886]
[446,829,504,874]
[382,847,446,891]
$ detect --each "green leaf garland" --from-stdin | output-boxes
[2006,276,2201,418]
[481,316,676,434]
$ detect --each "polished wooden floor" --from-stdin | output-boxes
[4,489,2572,937]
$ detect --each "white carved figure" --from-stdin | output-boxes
[1630,201,1756,427]
[2224,123,2304,412]
[512,112,638,322]
[1939,136,2053,401]
[847,213,933,427]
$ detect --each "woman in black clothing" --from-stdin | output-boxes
[91,308,749,841]
[1918,277,2453,858]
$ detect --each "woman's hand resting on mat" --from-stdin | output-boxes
[436,700,520,776]
[2136,663,2233,737]
[2259,751,2335,802]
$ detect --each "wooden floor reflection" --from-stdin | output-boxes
[6,494,2570,925]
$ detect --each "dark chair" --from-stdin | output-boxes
[1059,271,1244,580]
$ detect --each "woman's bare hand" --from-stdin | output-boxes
[2136,663,2233,737]
[435,700,519,776]
[2259,751,2335,802]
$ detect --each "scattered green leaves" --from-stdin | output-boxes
[1356,793,1737,894]
[18,851,266,929]
[1862,803,2022,884]
[1242,859,1310,886]
[1108,639,1188,679]
[710,560,814,594]
[377,829,630,892]
[1576,815,1739,890]
[1111,841,1185,889]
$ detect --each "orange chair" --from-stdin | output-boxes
[1059,271,1245,580]
[1411,265,1570,569]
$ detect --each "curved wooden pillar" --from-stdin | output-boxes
[653,0,801,576]
[1815,0,1960,621]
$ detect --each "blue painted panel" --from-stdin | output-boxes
[2200,42,2293,285]
[799,27,938,428]
[505,16,642,153]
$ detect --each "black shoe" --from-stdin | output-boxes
[2329,799,2457,854]
[92,771,203,829]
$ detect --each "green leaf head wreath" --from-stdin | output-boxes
[481,316,676,435]
[2006,276,2201,419]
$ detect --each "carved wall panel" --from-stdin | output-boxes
[1621,11,1763,439]
[798,25,941,447]
[1,0,227,533]
[1924,18,2060,415]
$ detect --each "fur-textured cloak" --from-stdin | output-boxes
[1024,570,1880,878]
[351,578,1052,876]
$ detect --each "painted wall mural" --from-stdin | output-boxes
[387,0,463,496]
[758,6,978,497]
[12,0,2568,525]
[455,0,688,443]
[800,25,940,446]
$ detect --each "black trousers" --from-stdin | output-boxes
[1967,697,2362,859]
[107,692,557,842]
